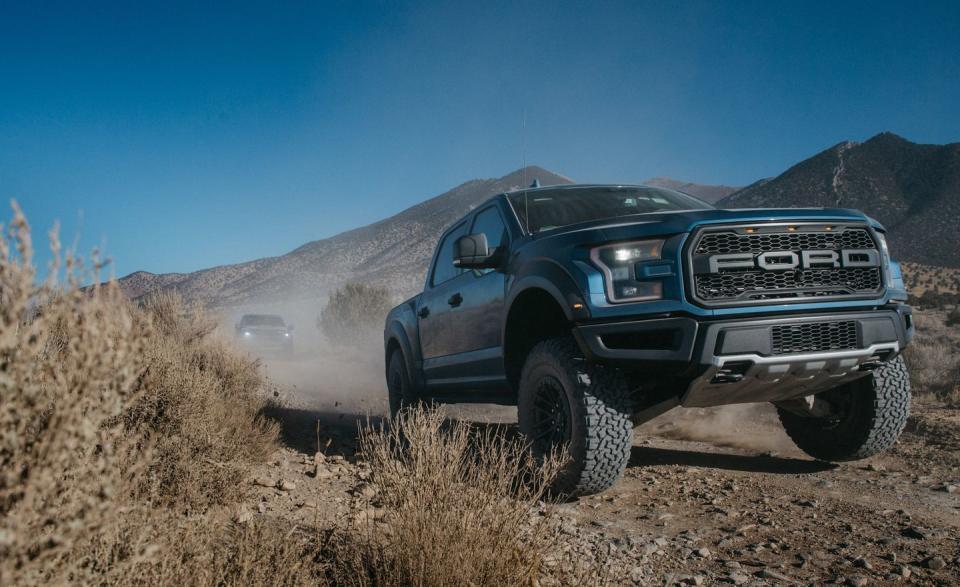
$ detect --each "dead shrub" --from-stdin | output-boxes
[318,282,393,347]
[325,407,564,587]
[106,515,321,587]
[0,202,280,584]
[126,291,279,509]
[904,310,960,405]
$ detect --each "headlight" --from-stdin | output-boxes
[590,239,664,302]
[875,231,893,286]
[243,331,252,337]
[284,332,290,337]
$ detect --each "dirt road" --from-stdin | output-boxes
[247,351,959,586]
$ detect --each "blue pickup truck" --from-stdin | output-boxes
[384,184,913,495]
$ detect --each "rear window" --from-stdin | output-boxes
[508,186,711,234]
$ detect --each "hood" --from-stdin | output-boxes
[532,207,881,246]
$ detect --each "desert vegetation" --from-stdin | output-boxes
[902,262,960,308]
[2,204,603,586]
[318,282,393,347]
[0,203,290,584]
[904,309,960,406]
[323,409,584,586]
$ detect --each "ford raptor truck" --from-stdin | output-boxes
[383,184,913,495]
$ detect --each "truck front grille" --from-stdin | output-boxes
[687,224,884,306]
[771,321,858,355]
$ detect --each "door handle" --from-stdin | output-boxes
[417,306,430,318]
[447,293,463,307]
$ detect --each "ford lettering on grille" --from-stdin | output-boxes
[708,249,880,273]
[688,225,884,306]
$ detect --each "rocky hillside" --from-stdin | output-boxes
[643,177,740,203]
[118,166,573,306]
[119,134,959,307]
[720,133,960,268]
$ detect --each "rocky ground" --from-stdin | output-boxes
[243,382,960,586]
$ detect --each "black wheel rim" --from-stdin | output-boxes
[530,376,572,453]
[817,382,858,430]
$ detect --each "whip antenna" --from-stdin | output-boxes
[522,108,532,234]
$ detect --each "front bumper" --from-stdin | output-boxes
[573,305,913,408]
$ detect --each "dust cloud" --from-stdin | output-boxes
[215,299,798,454]
[216,299,389,417]
[639,403,798,455]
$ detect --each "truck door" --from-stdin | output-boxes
[418,221,470,373]
[454,205,508,355]
[419,206,509,387]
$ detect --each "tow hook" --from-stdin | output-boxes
[710,361,752,384]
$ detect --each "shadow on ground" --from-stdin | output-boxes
[629,445,835,475]
[260,405,518,457]
[261,404,834,476]
[259,405,378,457]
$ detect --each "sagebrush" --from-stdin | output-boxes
[318,282,393,346]
[325,407,570,587]
[905,309,960,405]
[0,203,280,584]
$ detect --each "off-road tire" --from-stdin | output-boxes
[518,336,633,496]
[777,355,911,462]
[387,350,419,418]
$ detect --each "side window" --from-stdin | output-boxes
[470,206,507,253]
[430,222,468,286]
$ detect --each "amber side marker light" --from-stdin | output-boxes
[744,227,755,233]
[572,303,584,310]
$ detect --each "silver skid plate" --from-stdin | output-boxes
[681,343,899,408]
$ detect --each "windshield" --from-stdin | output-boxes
[507,186,711,234]
[241,314,286,327]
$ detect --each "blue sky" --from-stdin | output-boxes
[3,1,958,278]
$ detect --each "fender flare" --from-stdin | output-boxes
[384,320,423,391]
[504,260,587,333]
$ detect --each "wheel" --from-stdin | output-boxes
[387,350,419,418]
[517,336,633,496]
[777,355,911,462]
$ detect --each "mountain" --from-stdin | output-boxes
[643,177,740,203]
[719,132,960,268]
[118,134,959,307]
[117,166,573,306]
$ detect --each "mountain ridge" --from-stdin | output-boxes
[117,166,572,306]
[719,132,960,267]
[117,133,960,307]
[643,177,740,203]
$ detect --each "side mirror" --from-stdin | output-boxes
[453,233,497,269]
[287,324,295,332]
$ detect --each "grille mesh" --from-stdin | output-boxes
[695,267,881,300]
[695,229,874,255]
[771,321,858,355]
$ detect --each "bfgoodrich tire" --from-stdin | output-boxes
[517,336,633,496]
[777,355,911,462]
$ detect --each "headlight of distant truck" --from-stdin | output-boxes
[590,239,664,302]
